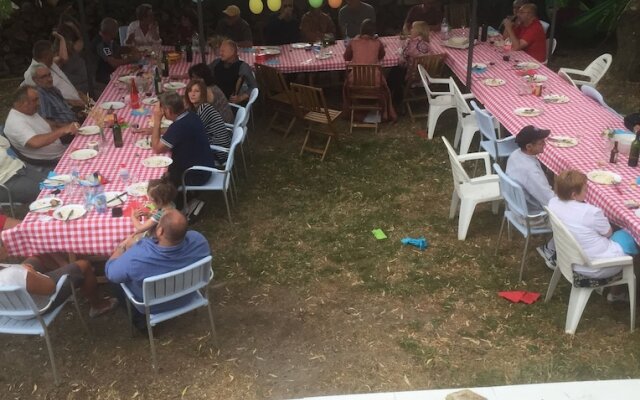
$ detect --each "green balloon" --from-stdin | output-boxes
[309,0,323,8]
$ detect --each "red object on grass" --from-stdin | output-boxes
[498,291,540,304]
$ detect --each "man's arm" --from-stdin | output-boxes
[502,19,527,51]
[150,104,170,153]
[53,31,69,65]
[527,168,555,207]
[105,251,130,282]
[25,123,78,149]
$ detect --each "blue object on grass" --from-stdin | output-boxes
[401,237,428,251]
[611,230,639,256]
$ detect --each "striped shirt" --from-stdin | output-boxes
[37,86,77,124]
[196,103,231,164]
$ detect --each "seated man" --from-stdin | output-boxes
[264,0,300,45]
[150,92,215,187]
[624,113,640,133]
[125,3,162,47]
[403,0,443,33]
[0,132,48,204]
[105,210,211,315]
[208,39,258,105]
[30,64,78,125]
[215,5,253,48]
[3,86,78,167]
[0,247,117,318]
[339,0,376,38]
[22,38,84,107]
[92,17,139,95]
[506,125,555,266]
[502,3,546,62]
[300,5,336,43]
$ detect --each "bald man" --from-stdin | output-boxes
[106,210,211,313]
[502,3,546,62]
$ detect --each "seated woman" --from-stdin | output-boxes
[184,79,232,166]
[125,3,162,48]
[389,21,431,106]
[343,19,397,123]
[187,63,234,124]
[548,170,637,302]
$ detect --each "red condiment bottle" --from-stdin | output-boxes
[130,78,140,109]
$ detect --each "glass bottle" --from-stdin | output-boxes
[112,114,123,148]
[609,141,619,164]
[130,78,140,109]
[628,133,640,167]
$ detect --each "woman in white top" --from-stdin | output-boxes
[125,3,162,47]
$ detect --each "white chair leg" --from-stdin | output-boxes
[222,190,232,223]
[427,105,446,139]
[518,235,530,281]
[70,284,88,334]
[146,314,158,370]
[459,125,479,156]
[629,276,636,332]
[565,287,593,334]
[449,190,460,219]
[457,199,477,240]
[495,216,506,256]
[545,267,562,302]
[453,120,462,148]
[43,329,59,384]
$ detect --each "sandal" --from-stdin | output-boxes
[89,297,119,318]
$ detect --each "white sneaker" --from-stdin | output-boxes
[536,244,556,270]
[607,291,629,303]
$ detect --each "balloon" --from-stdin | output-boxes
[249,0,264,14]
[308,0,323,9]
[267,0,281,12]
[328,0,342,8]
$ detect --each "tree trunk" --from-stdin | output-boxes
[613,0,640,82]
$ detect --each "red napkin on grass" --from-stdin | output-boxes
[498,291,540,304]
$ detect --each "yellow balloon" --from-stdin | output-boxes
[267,0,281,12]
[249,0,264,14]
[328,0,342,8]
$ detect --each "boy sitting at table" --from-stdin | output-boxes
[548,170,637,302]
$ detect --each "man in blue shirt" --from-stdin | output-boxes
[31,64,78,125]
[106,209,211,314]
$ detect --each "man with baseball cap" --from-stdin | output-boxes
[215,5,253,48]
[624,113,640,133]
[506,125,556,268]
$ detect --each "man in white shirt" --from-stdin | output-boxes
[22,40,85,107]
[506,125,556,267]
[3,85,78,167]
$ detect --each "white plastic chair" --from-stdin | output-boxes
[542,38,557,65]
[558,70,578,89]
[581,85,621,117]
[494,164,552,281]
[120,255,217,369]
[181,127,243,222]
[543,207,636,334]
[0,275,87,384]
[119,26,128,46]
[470,101,518,163]
[0,124,22,216]
[443,137,502,240]
[216,107,247,189]
[451,79,480,155]
[540,20,550,34]
[417,64,456,141]
[558,53,612,89]
[227,88,258,176]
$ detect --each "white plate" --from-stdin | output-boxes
[514,107,543,117]
[587,170,622,185]
[472,63,487,69]
[147,118,172,129]
[315,51,333,60]
[78,125,101,136]
[100,101,125,110]
[135,137,152,149]
[29,197,63,213]
[483,78,506,87]
[516,62,540,70]
[444,40,470,49]
[53,204,87,221]
[142,97,159,105]
[43,174,72,186]
[70,149,98,161]
[547,136,578,148]
[291,43,311,49]
[163,82,186,90]
[105,191,128,207]
[525,74,547,83]
[142,155,173,168]
[127,182,149,197]
[543,94,570,104]
[118,75,136,84]
[255,46,280,55]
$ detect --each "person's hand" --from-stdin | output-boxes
[67,122,80,135]
[52,30,63,41]
[133,209,146,219]
[634,124,640,133]
[230,94,247,103]
[503,18,513,30]
[22,263,36,273]
[152,103,163,122]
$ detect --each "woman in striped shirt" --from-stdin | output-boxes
[184,79,231,166]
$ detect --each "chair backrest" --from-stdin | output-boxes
[348,64,381,89]
[255,64,289,99]
[0,286,40,319]
[540,20,550,34]
[246,87,259,115]
[142,255,213,307]
[289,83,332,121]
[584,53,612,85]
[451,78,472,118]
[581,85,607,107]
[558,70,577,88]
[233,106,247,129]
[493,163,532,220]
[446,1,470,28]
[544,207,592,282]
[408,54,446,83]
[119,26,128,46]
[470,100,498,142]
[224,127,244,173]
[442,136,470,188]
[550,38,557,55]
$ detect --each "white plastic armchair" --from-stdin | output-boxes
[470,101,517,163]
[558,53,612,89]
[417,64,456,140]
[543,207,636,334]
[451,79,479,155]
[443,137,501,240]
[581,85,621,117]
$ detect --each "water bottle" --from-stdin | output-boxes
[441,17,449,41]
[119,164,131,187]
[94,184,107,214]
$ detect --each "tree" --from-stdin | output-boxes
[613,0,640,81]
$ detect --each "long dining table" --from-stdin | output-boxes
[428,31,640,242]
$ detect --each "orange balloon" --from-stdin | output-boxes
[328,0,342,8]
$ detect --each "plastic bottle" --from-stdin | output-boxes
[441,17,449,41]
[94,184,107,214]
[119,164,131,186]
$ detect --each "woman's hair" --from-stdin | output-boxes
[136,3,153,21]
[147,176,177,207]
[412,21,430,42]
[554,170,587,201]
[187,63,215,86]
[360,19,376,37]
[184,79,208,110]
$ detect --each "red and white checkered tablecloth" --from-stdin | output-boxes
[430,31,640,243]
[1,69,171,257]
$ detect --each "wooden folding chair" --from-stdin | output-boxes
[446,0,470,29]
[347,64,382,134]
[289,83,341,161]
[402,54,447,123]
[255,64,297,137]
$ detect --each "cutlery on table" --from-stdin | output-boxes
[107,192,128,205]
[64,209,74,222]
